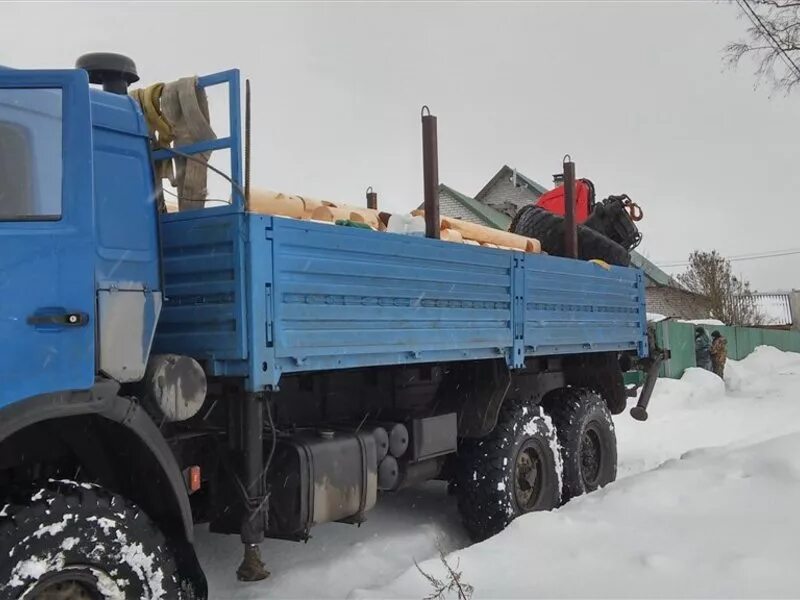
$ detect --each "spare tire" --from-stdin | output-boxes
[511,205,630,266]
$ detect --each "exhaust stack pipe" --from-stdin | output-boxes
[421,106,440,239]
[562,155,578,259]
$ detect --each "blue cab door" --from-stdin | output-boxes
[0,70,96,408]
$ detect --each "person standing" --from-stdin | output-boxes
[710,330,728,378]
[695,327,712,371]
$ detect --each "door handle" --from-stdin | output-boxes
[27,311,89,327]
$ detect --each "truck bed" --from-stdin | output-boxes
[153,208,648,391]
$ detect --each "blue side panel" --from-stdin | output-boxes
[154,212,648,391]
[251,216,514,389]
[523,256,648,357]
[152,211,248,369]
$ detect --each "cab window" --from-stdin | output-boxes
[0,88,62,220]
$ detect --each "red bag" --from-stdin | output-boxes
[535,178,595,224]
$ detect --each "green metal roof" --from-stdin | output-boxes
[630,251,679,287]
[439,183,512,230]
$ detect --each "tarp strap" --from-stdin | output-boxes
[131,77,216,211]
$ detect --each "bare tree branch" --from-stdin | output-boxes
[724,0,800,93]
[415,545,474,600]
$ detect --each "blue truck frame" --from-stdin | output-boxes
[0,63,651,598]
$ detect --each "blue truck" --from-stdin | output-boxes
[0,54,659,599]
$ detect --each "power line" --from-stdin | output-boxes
[737,0,800,79]
[657,247,800,268]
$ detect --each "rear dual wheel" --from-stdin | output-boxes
[543,388,617,502]
[454,388,617,541]
[455,400,562,541]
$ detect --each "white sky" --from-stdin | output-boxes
[2,1,798,291]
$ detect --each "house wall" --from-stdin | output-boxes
[645,285,711,319]
[477,176,542,218]
[437,188,487,225]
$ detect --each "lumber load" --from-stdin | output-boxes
[245,188,540,252]
[439,229,463,243]
[249,189,335,219]
[439,217,540,253]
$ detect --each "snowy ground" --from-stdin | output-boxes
[200,346,800,598]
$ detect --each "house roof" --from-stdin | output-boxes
[630,251,697,291]
[439,183,512,230]
[474,165,549,202]
[629,252,676,287]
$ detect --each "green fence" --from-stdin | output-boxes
[653,320,800,378]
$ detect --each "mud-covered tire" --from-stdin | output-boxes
[510,205,631,266]
[455,401,561,541]
[542,388,617,502]
[0,480,182,599]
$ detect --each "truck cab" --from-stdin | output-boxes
[0,55,657,599]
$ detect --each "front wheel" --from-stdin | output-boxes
[0,480,183,599]
[455,401,562,541]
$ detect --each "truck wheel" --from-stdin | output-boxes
[543,388,617,502]
[455,401,561,541]
[0,480,183,599]
[510,205,630,266]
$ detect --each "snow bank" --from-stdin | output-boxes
[364,432,800,599]
[726,346,800,394]
[615,346,800,479]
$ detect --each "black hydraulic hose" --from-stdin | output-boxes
[250,397,277,521]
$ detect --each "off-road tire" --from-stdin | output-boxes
[0,480,183,599]
[455,401,561,542]
[542,388,617,502]
[510,205,631,266]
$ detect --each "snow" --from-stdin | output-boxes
[646,312,667,322]
[201,346,800,598]
[10,555,59,588]
[31,513,74,539]
[115,536,166,600]
[86,515,119,535]
[679,318,726,326]
[60,537,80,551]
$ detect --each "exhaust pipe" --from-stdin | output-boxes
[421,106,440,239]
[562,155,578,259]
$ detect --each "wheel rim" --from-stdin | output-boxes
[580,424,603,489]
[24,570,104,600]
[514,441,544,511]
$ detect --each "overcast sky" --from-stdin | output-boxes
[2,1,798,290]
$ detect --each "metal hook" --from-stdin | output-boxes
[563,154,572,164]
[421,105,431,117]
[366,186,373,195]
